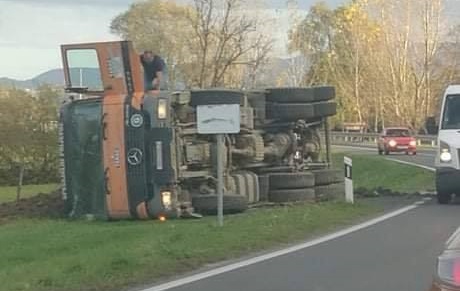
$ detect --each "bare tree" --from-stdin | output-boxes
[187,0,273,88]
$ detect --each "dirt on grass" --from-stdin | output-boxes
[0,190,64,223]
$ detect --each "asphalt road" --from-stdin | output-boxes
[144,145,456,291]
[152,200,459,291]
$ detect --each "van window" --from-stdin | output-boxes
[442,95,460,130]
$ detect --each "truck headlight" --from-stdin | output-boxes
[158,99,168,119]
[409,140,417,147]
[388,140,397,147]
[161,191,172,210]
[440,141,452,163]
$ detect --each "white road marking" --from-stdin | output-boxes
[385,158,436,172]
[332,145,436,157]
[142,203,420,291]
[423,197,433,201]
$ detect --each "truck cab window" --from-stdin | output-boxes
[66,49,103,91]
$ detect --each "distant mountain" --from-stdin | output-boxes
[0,69,64,89]
[0,68,102,90]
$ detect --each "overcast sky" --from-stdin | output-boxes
[0,0,344,80]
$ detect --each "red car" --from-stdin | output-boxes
[377,127,417,155]
[431,227,460,291]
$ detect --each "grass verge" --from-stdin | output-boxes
[0,202,376,291]
[0,153,434,291]
[332,153,435,193]
[0,184,58,203]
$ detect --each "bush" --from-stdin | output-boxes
[0,86,60,186]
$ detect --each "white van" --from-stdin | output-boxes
[436,85,460,204]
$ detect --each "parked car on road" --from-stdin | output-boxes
[430,227,460,291]
[377,127,417,155]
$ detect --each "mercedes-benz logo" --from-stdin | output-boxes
[130,114,144,128]
[127,148,143,166]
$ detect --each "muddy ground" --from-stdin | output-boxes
[0,190,64,223]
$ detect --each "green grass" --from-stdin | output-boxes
[332,153,435,192]
[0,153,434,291]
[0,202,376,291]
[0,184,58,203]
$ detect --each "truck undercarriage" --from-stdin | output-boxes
[59,41,343,220]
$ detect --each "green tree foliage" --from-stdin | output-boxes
[0,86,60,186]
[290,0,449,132]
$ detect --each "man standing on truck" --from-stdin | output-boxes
[140,50,164,92]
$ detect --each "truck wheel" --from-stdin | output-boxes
[437,191,451,204]
[267,103,314,120]
[266,87,335,103]
[315,183,345,202]
[267,102,337,121]
[268,188,316,203]
[232,171,260,203]
[312,169,343,186]
[192,194,248,215]
[313,102,337,117]
[190,90,244,106]
[269,172,315,190]
[258,175,269,202]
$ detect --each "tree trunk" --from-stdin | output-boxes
[16,163,25,202]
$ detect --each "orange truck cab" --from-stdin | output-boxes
[59,41,179,220]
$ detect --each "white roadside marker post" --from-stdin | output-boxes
[344,156,354,204]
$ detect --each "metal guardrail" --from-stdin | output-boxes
[330,131,438,147]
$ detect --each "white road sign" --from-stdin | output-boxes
[197,104,240,134]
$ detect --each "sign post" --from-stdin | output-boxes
[344,156,354,204]
[196,93,241,227]
[216,134,224,226]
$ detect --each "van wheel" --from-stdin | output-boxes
[437,191,451,204]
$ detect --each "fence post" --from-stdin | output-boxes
[16,163,25,202]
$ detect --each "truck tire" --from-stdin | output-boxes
[267,102,337,121]
[312,169,343,186]
[232,171,260,203]
[315,183,345,201]
[314,102,337,117]
[258,175,269,202]
[190,90,244,106]
[269,172,315,190]
[192,194,248,215]
[268,188,316,203]
[267,103,314,120]
[266,87,335,103]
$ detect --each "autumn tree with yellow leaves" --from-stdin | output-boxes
[290,0,456,132]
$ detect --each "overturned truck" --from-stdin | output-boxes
[59,41,343,220]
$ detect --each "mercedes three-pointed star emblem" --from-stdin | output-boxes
[127,148,143,166]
